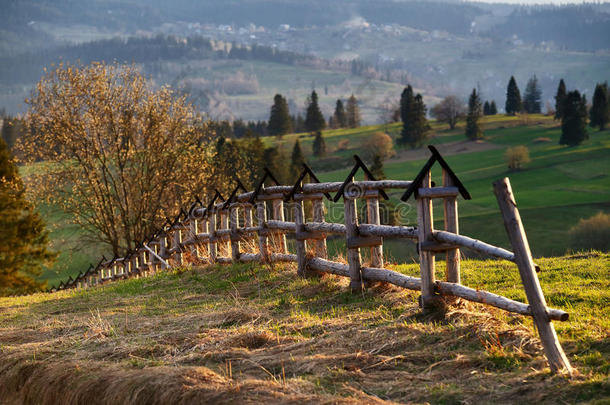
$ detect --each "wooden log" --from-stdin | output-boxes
[308,257,350,277]
[293,197,310,277]
[271,253,298,262]
[358,224,418,239]
[303,221,346,235]
[265,220,297,232]
[312,198,328,259]
[433,231,515,261]
[347,236,384,248]
[365,191,384,268]
[229,205,241,261]
[419,241,459,252]
[443,170,460,284]
[417,171,437,309]
[240,253,261,262]
[417,186,460,199]
[256,201,269,262]
[362,266,421,290]
[494,177,573,374]
[216,256,233,264]
[435,281,568,321]
[344,188,364,292]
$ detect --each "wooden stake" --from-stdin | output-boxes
[272,198,287,253]
[417,171,437,309]
[344,181,364,292]
[312,198,328,259]
[366,191,384,268]
[256,201,269,262]
[229,204,240,261]
[293,197,309,277]
[443,169,460,284]
[493,177,572,374]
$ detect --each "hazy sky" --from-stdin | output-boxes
[470,0,609,3]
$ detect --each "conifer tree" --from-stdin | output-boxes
[490,100,498,115]
[333,99,347,128]
[505,76,522,115]
[465,88,483,140]
[268,94,292,137]
[312,131,326,157]
[0,137,54,294]
[554,79,567,120]
[399,86,429,147]
[304,90,326,132]
[289,139,306,182]
[346,94,361,128]
[523,74,542,114]
[560,90,588,146]
[263,146,285,184]
[483,101,491,116]
[370,154,385,179]
[590,82,609,131]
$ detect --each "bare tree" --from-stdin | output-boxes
[19,62,215,256]
[430,95,466,130]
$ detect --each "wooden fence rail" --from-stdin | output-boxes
[52,146,572,374]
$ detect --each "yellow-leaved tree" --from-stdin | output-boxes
[19,62,215,257]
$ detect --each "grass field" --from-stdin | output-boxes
[26,114,610,286]
[0,255,608,403]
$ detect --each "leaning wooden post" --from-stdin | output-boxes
[272,198,288,254]
[417,170,437,309]
[229,203,241,262]
[173,227,183,266]
[189,217,198,261]
[365,190,384,268]
[312,198,328,259]
[159,234,169,270]
[293,192,309,277]
[494,177,573,375]
[344,179,364,292]
[256,200,270,262]
[443,169,460,283]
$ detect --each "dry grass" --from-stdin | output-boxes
[0,258,608,404]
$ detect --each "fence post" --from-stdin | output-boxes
[220,210,229,258]
[272,198,288,253]
[159,235,169,269]
[366,190,384,268]
[493,177,573,374]
[208,211,217,263]
[443,169,460,284]
[243,203,254,253]
[312,198,328,259]
[417,170,437,309]
[344,179,364,292]
[256,201,269,262]
[293,194,309,277]
[229,203,241,261]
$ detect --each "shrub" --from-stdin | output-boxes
[505,145,530,170]
[361,131,394,161]
[568,212,610,252]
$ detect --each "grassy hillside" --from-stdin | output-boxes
[27,115,610,285]
[0,255,608,403]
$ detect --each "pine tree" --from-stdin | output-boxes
[333,99,347,128]
[370,154,385,179]
[554,79,567,120]
[304,90,326,132]
[0,137,54,294]
[345,94,361,128]
[289,139,306,182]
[398,86,429,148]
[465,88,483,140]
[490,100,498,115]
[590,82,609,131]
[505,76,522,115]
[312,131,326,157]
[268,94,292,137]
[523,75,542,114]
[483,101,490,116]
[560,90,588,146]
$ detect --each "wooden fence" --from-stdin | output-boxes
[50,146,573,374]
